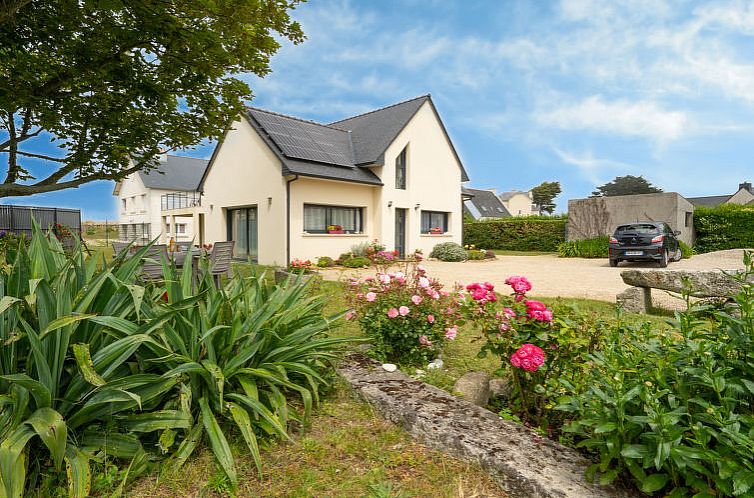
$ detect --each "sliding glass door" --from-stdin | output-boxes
[228,207,257,260]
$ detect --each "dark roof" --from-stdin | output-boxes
[245,110,382,186]
[219,95,468,187]
[463,188,511,219]
[687,195,732,207]
[138,155,209,191]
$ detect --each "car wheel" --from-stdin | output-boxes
[658,250,668,268]
[609,259,618,267]
[673,248,683,262]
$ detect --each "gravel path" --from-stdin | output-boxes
[320,249,750,306]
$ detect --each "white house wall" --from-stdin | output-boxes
[200,117,287,265]
[377,101,463,256]
[503,192,535,216]
[288,177,377,261]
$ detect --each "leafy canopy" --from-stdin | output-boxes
[0,0,304,197]
[591,175,663,197]
[531,181,561,214]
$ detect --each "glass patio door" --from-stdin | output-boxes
[228,207,258,261]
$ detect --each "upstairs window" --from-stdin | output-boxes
[421,210,449,234]
[304,204,364,233]
[395,147,407,190]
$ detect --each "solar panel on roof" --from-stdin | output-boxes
[251,110,354,167]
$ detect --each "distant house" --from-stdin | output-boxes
[139,95,469,265]
[499,190,537,216]
[687,182,754,207]
[463,188,511,220]
[113,155,208,244]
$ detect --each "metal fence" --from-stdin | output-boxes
[0,204,81,238]
[161,192,201,211]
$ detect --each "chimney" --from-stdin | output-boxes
[739,181,753,193]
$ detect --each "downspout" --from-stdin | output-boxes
[286,175,299,266]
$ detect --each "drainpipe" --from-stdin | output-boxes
[286,175,299,266]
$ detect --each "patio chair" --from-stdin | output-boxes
[205,241,235,286]
[176,241,193,252]
[139,244,168,282]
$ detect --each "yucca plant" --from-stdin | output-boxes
[136,254,354,487]
[0,224,183,497]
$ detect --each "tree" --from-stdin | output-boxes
[591,175,663,197]
[0,1,304,197]
[531,181,561,214]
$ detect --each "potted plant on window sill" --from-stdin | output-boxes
[429,227,444,235]
[327,224,345,234]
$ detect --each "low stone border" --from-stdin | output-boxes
[337,354,637,498]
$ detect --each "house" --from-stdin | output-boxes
[113,155,209,244]
[499,190,537,216]
[163,95,468,265]
[463,188,511,220]
[687,182,754,207]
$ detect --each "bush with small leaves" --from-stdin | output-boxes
[430,242,467,262]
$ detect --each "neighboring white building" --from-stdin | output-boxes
[158,95,468,265]
[499,190,536,216]
[113,155,208,244]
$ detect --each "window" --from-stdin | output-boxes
[141,194,147,210]
[395,147,407,190]
[685,212,693,228]
[121,199,127,211]
[176,223,186,234]
[304,204,363,233]
[421,210,449,233]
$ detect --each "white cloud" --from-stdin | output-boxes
[552,147,637,184]
[537,96,689,142]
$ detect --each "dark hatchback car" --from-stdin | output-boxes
[608,222,682,268]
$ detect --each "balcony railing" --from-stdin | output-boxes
[161,192,201,211]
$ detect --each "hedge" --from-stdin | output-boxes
[463,217,567,252]
[693,204,754,253]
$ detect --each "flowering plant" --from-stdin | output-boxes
[288,258,314,273]
[345,261,463,365]
[326,225,343,231]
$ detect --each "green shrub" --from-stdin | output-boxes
[463,217,567,252]
[316,256,335,267]
[341,256,371,268]
[0,222,351,495]
[466,249,486,260]
[345,263,462,365]
[429,242,467,261]
[557,236,609,258]
[693,204,754,253]
[351,240,385,257]
[556,253,754,496]
[679,240,693,259]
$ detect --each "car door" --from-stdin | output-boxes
[665,223,679,254]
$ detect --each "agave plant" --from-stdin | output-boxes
[0,225,184,497]
[135,254,354,486]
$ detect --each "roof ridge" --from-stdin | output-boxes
[247,106,348,133]
[328,94,430,125]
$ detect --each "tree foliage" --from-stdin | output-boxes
[591,175,663,197]
[0,0,304,197]
[531,181,562,214]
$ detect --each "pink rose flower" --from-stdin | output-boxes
[503,307,516,319]
[366,292,377,302]
[525,300,547,311]
[417,265,427,273]
[445,326,458,340]
[387,308,399,318]
[499,321,510,332]
[364,276,374,282]
[399,306,410,316]
[510,344,545,372]
[430,290,440,300]
[411,294,423,305]
[345,311,356,321]
[394,271,405,279]
[427,314,435,323]
[419,335,432,346]
[396,277,406,284]
[505,275,532,294]
[379,274,391,284]
[418,276,430,288]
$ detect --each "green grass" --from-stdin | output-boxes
[492,250,558,256]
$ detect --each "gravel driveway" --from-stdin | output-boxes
[320,249,750,307]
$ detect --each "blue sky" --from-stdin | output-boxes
[5,0,754,219]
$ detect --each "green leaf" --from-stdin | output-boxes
[0,374,51,408]
[640,473,670,494]
[594,422,617,434]
[0,296,20,315]
[64,446,91,498]
[165,423,203,473]
[733,470,754,496]
[0,425,35,498]
[25,408,67,471]
[71,343,106,387]
[118,411,191,432]
[228,402,262,477]
[39,314,95,339]
[199,397,237,487]
[621,444,649,459]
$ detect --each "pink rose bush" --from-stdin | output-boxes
[345,259,463,364]
[510,344,545,372]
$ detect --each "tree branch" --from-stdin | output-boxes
[15,150,66,162]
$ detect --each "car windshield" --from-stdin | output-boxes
[615,224,660,234]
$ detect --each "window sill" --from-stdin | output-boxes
[301,233,368,237]
[420,233,453,237]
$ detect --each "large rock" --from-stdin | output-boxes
[338,354,637,498]
[453,371,491,406]
[616,286,650,313]
[620,269,748,297]
[489,377,513,401]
